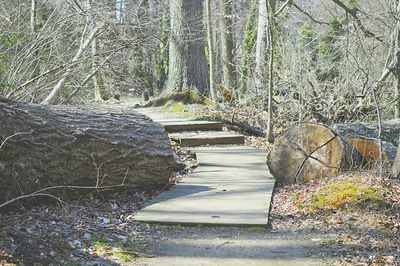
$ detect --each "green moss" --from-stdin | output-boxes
[202,97,213,106]
[91,235,145,263]
[308,180,383,211]
[163,101,186,112]
[65,260,80,266]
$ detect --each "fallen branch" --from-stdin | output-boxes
[0,183,134,209]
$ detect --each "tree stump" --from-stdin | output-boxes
[267,123,361,184]
[0,98,182,203]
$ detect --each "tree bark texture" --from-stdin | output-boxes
[255,0,268,93]
[206,0,217,103]
[220,0,235,95]
[332,120,400,147]
[166,0,209,94]
[0,98,181,202]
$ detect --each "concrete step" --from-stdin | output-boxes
[169,131,245,147]
[162,120,223,133]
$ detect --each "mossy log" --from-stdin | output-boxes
[267,123,362,184]
[0,98,182,203]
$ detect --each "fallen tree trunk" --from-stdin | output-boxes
[268,122,399,184]
[267,123,361,184]
[333,120,400,146]
[346,136,397,168]
[0,98,182,203]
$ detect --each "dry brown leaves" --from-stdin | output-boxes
[270,172,400,265]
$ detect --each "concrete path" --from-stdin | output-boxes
[131,107,326,265]
[134,146,274,225]
[134,108,274,225]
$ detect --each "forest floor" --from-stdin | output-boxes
[1,100,400,265]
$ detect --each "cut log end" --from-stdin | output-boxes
[267,123,360,184]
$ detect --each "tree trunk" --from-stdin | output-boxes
[86,0,107,101]
[392,134,400,177]
[254,0,268,93]
[266,1,275,143]
[166,0,209,94]
[92,38,107,101]
[346,136,397,167]
[206,0,217,103]
[220,0,235,97]
[394,0,400,119]
[41,24,103,105]
[267,123,361,184]
[238,0,257,97]
[0,98,182,203]
[332,120,400,147]
[30,0,40,80]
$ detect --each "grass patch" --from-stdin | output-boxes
[91,235,146,263]
[308,180,383,211]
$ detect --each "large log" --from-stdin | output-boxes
[268,122,399,184]
[0,98,182,202]
[267,123,362,184]
[346,136,397,169]
[333,120,400,146]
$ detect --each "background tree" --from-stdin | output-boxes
[220,0,235,97]
[165,0,209,94]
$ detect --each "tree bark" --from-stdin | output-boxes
[266,1,275,143]
[255,0,268,93]
[0,98,181,203]
[166,0,209,94]
[393,0,400,118]
[206,0,217,103]
[220,0,235,96]
[332,120,400,147]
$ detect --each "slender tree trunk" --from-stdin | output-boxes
[166,0,209,94]
[116,0,125,23]
[30,0,40,81]
[41,25,103,105]
[92,38,107,101]
[86,0,107,101]
[30,0,36,33]
[207,0,217,103]
[266,1,275,143]
[255,0,268,94]
[394,0,400,118]
[238,0,257,98]
[220,0,235,97]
